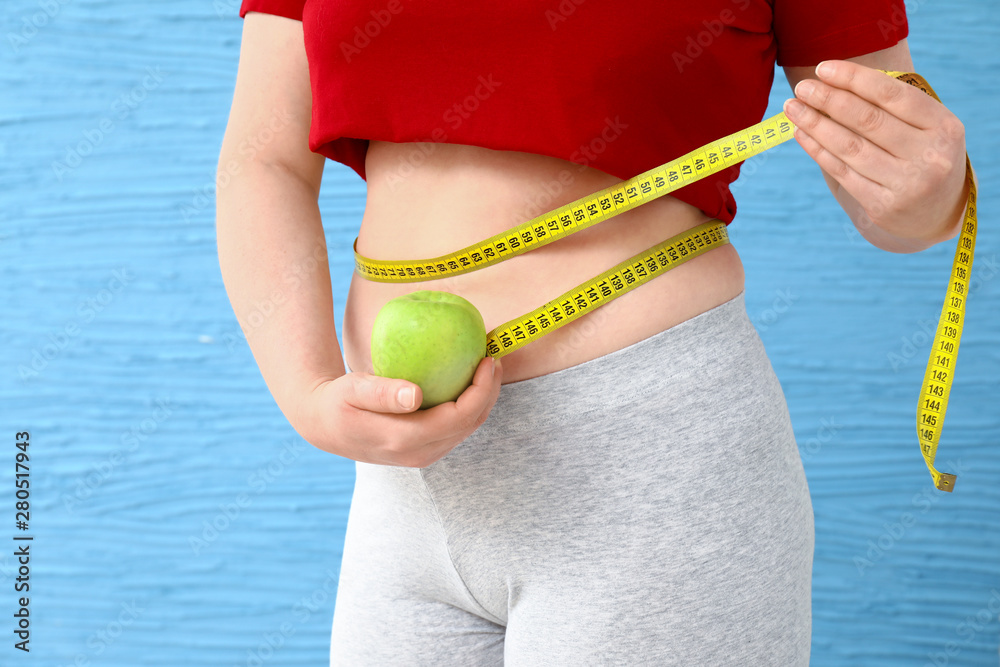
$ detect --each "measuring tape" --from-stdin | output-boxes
[885,72,977,493]
[354,71,976,492]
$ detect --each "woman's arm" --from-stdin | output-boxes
[782,40,971,254]
[217,13,338,427]
[216,14,503,466]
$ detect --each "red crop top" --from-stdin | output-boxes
[238,0,908,224]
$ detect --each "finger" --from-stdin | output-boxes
[456,355,501,412]
[341,372,423,414]
[792,127,891,212]
[783,97,902,186]
[411,358,503,464]
[442,355,501,425]
[812,60,948,131]
[382,355,500,442]
[469,356,503,428]
[791,77,918,159]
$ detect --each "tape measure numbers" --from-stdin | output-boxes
[915,161,975,492]
[880,72,977,492]
[354,71,977,492]
[483,220,728,358]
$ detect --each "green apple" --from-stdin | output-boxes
[370,290,487,409]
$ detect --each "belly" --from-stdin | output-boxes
[342,140,746,384]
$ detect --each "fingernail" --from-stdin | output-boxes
[490,357,496,378]
[398,387,415,409]
[783,98,804,120]
[795,80,815,100]
[816,61,834,78]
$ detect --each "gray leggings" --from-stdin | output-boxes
[331,292,814,665]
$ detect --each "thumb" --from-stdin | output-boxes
[342,372,423,414]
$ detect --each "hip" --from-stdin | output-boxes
[351,289,812,543]
[349,291,814,651]
[420,289,813,621]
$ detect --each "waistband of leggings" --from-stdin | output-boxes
[480,289,756,431]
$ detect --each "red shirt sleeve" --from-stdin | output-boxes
[772,0,909,66]
[239,0,305,21]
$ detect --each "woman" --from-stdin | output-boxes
[217,1,968,663]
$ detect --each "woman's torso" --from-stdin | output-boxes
[342,139,746,384]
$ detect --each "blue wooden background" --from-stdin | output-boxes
[1,1,998,664]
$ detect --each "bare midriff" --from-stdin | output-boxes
[342,140,746,384]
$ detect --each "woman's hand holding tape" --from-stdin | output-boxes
[783,59,969,249]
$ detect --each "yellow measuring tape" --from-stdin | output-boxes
[354,71,976,492]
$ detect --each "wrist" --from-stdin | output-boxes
[914,173,970,247]
[864,164,971,253]
[286,371,343,447]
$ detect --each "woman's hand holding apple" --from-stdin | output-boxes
[293,347,502,468]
